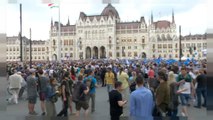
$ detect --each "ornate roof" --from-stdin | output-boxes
[116,22,141,29]
[182,34,207,40]
[61,25,76,32]
[154,20,171,29]
[101,4,119,18]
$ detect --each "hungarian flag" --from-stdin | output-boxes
[48,3,59,8]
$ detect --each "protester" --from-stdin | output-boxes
[176,67,194,117]
[8,71,24,104]
[167,71,179,117]
[45,77,58,117]
[83,69,98,113]
[148,66,158,91]
[105,67,115,96]
[74,75,90,119]
[117,67,129,116]
[130,75,154,120]
[67,72,74,115]
[109,81,127,120]
[37,69,49,115]
[129,71,137,93]
[194,68,206,108]
[57,72,71,117]
[155,70,170,116]
[26,69,38,115]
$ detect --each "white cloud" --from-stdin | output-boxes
[206,0,213,29]
[0,0,7,33]
[159,3,208,35]
[2,0,210,40]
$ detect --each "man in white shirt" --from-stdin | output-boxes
[8,71,24,104]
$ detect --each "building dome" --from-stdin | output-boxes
[101,4,119,18]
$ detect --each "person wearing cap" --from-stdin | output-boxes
[26,69,38,115]
[8,70,24,104]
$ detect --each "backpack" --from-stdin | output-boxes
[57,80,70,97]
[72,82,84,103]
[85,77,95,90]
[57,85,62,97]
[53,70,58,78]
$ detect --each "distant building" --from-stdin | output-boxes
[6,36,49,62]
[181,34,207,60]
[0,33,7,63]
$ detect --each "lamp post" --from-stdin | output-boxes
[179,25,182,63]
[57,1,61,63]
[29,28,32,68]
[20,3,23,62]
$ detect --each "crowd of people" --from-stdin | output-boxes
[6,59,207,120]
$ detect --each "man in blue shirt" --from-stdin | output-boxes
[83,69,98,113]
[130,75,154,120]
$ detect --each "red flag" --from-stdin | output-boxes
[48,3,53,6]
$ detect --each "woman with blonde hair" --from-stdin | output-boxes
[167,71,179,117]
[117,67,129,116]
[78,68,85,77]
[168,71,176,86]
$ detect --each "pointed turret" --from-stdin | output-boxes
[67,16,70,26]
[151,11,153,23]
[172,9,175,23]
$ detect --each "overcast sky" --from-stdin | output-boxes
[0,0,212,40]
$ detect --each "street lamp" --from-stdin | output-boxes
[29,28,32,68]
[179,25,182,63]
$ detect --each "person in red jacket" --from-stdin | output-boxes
[70,67,76,81]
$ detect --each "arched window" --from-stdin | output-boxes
[153,44,155,49]
[109,36,112,43]
[175,43,178,48]
[167,34,172,40]
[142,36,145,43]
[157,35,161,41]
[53,39,56,45]
[162,34,166,41]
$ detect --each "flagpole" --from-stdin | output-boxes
[57,2,61,63]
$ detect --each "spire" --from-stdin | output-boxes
[67,16,70,26]
[151,11,153,23]
[172,9,175,23]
